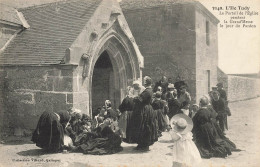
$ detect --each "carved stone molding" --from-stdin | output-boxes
[82,53,92,78]
[111,9,121,18]
[91,31,98,40]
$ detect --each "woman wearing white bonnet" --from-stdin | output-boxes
[129,80,145,97]
[131,76,158,151]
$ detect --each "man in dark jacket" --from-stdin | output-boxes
[153,76,168,95]
[217,82,231,117]
[166,84,180,119]
[216,83,227,101]
[211,91,228,132]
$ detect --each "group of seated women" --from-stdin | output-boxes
[31,106,123,155]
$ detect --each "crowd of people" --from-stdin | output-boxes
[31,75,240,166]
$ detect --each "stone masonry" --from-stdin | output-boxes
[121,1,219,103]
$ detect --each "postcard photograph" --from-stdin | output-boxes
[0,0,259,167]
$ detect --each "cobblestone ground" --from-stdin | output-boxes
[0,98,260,167]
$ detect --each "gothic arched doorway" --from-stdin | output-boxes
[89,35,141,117]
[92,50,119,116]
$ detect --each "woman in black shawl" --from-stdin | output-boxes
[32,110,70,153]
[132,76,158,151]
[192,97,239,158]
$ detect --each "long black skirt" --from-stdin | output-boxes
[195,122,231,158]
[211,120,239,152]
[119,111,135,143]
[75,127,123,155]
[31,111,64,152]
[132,104,158,147]
[194,122,238,158]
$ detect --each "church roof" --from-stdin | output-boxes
[0,0,102,65]
[0,4,23,26]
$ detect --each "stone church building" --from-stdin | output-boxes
[121,0,219,102]
[0,0,219,134]
[0,0,144,134]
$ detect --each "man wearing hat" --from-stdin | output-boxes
[217,82,231,118]
[174,80,186,97]
[153,76,168,95]
[216,83,227,101]
[211,91,228,132]
[167,83,176,94]
[166,84,181,119]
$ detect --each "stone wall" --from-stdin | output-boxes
[195,8,218,102]
[217,68,260,102]
[217,67,228,94]
[123,4,197,102]
[227,75,260,102]
[0,65,78,135]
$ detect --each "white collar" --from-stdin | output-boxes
[54,112,60,121]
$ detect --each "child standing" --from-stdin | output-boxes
[169,114,201,167]
[152,91,169,137]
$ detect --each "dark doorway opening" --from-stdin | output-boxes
[92,51,115,116]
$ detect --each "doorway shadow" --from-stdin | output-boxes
[17,149,56,156]
[1,136,33,145]
[117,146,150,154]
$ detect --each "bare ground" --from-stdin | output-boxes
[0,98,260,167]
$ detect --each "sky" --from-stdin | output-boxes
[199,0,260,74]
[1,0,259,74]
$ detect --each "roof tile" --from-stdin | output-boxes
[0,0,102,65]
